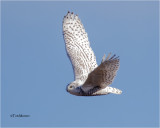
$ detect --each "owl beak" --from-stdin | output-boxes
[66,86,68,92]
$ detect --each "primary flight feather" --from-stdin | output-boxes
[63,11,122,96]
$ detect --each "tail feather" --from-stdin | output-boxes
[106,87,122,94]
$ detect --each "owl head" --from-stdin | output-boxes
[66,83,76,92]
[66,81,82,95]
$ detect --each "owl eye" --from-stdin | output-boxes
[70,85,73,88]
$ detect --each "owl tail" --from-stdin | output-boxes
[106,86,122,94]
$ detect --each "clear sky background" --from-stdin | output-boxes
[1,1,159,127]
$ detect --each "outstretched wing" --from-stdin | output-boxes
[81,54,120,92]
[63,12,98,83]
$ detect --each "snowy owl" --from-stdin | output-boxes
[63,11,122,96]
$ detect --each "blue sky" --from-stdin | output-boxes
[1,1,159,127]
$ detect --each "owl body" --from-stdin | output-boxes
[63,12,122,96]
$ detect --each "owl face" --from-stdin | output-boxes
[67,84,75,91]
[66,82,81,95]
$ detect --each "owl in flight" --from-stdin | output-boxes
[63,11,122,96]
